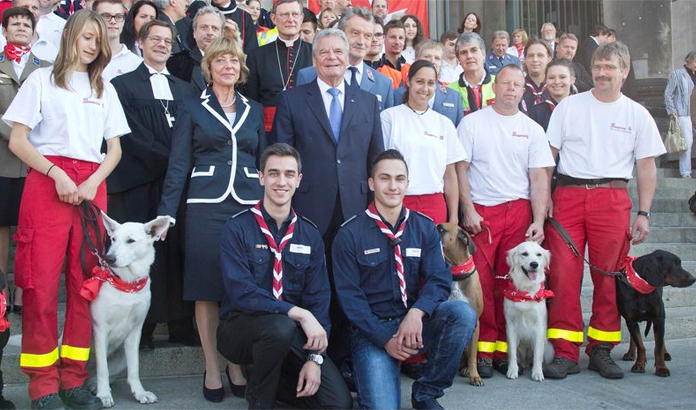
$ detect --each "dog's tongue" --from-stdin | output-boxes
[527,271,537,280]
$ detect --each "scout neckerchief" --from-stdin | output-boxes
[525,78,547,105]
[618,255,656,295]
[251,201,298,300]
[365,202,410,308]
[4,42,30,64]
[80,265,148,301]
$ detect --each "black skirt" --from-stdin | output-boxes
[0,177,24,226]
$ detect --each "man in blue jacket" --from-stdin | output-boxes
[332,149,476,410]
[217,143,351,410]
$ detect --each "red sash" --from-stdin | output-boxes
[79,266,148,301]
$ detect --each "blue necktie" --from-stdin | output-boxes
[348,66,359,89]
[328,88,342,142]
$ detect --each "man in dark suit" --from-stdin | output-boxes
[271,27,384,372]
[153,0,192,54]
[296,7,393,112]
[579,25,614,74]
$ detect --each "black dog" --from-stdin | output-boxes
[0,268,14,409]
[616,250,696,377]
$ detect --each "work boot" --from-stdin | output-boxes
[59,384,103,410]
[543,356,580,379]
[493,358,523,376]
[31,393,66,410]
[412,395,444,410]
[477,357,493,379]
[588,343,624,379]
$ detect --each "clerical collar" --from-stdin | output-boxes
[278,35,300,48]
[145,63,170,76]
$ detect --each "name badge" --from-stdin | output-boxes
[376,95,382,102]
[442,102,455,108]
[364,248,380,255]
[289,244,311,254]
[405,248,421,257]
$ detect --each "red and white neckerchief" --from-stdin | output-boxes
[251,201,298,300]
[544,99,556,112]
[525,80,546,105]
[619,255,656,295]
[0,290,9,332]
[365,202,410,308]
[503,282,555,303]
[451,256,476,279]
[79,265,149,301]
[514,44,524,59]
[4,42,31,64]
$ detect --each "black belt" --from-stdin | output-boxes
[557,174,628,186]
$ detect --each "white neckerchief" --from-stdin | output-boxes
[146,63,174,101]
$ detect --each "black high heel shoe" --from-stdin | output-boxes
[225,365,246,398]
[10,287,20,314]
[203,372,224,403]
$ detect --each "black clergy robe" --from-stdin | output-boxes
[244,38,312,131]
[109,63,197,325]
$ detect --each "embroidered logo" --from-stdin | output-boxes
[424,131,444,140]
[82,98,101,106]
[610,123,632,134]
[512,131,529,139]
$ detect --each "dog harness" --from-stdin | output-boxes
[618,255,656,295]
[503,282,555,303]
[251,201,298,301]
[0,290,8,332]
[79,266,149,301]
[366,202,410,308]
[450,256,476,281]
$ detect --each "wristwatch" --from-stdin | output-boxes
[306,353,324,366]
[637,210,651,219]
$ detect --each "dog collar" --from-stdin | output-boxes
[503,282,555,303]
[619,255,656,295]
[0,290,8,332]
[451,256,476,281]
[79,266,149,301]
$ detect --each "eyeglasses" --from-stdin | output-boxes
[99,13,125,22]
[147,36,174,46]
[275,12,302,19]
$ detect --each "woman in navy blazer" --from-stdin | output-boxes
[158,36,265,402]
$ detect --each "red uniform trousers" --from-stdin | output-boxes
[545,186,630,363]
[470,199,531,359]
[14,156,106,400]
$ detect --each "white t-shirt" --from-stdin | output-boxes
[102,45,143,81]
[458,106,555,206]
[3,67,131,163]
[381,104,468,195]
[31,37,58,64]
[547,91,666,179]
[36,13,66,51]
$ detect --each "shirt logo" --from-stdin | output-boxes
[82,97,101,106]
[512,131,529,139]
[254,244,269,250]
[424,131,444,140]
[610,123,632,134]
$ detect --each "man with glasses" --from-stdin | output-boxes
[109,19,198,354]
[246,0,312,132]
[95,0,142,81]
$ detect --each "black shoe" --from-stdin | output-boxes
[477,357,493,379]
[31,394,65,410]
[225,366,246,398]
[412,396,444,410]
[543,356,580,379]
[203,372,224,403]
[401,362,424,380]
[588,343,624,379]
[0,395,16,410]
[58,385,102,410]
[493,358,523,376]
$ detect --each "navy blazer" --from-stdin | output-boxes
[392,83,464,126]
[296,64,395,112]
[158,88,266,218]
[270,80,384,235]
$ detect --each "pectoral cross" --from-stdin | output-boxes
[166,112,175,128]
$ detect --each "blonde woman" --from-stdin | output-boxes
[507,28,528,62]
[5,10,129,409]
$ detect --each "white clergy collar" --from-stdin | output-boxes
[145,63,173,100]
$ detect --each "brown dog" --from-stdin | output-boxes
[437,222,484,386]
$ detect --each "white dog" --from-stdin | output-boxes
[88,213,171,407]
[503,241,554,382]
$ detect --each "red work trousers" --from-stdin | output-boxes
[545,186,630,363]
[470,199,531,359]
[404,193,447,224]
[14,156,106,400]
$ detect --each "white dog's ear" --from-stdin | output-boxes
[145,216,172,240]
[541,248,551,268]
[506,247,518,270]
[101,211,120,235]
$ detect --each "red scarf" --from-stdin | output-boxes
[0,290,8,332]
[514,43,524,59]
[79,265,149,301]
[365,202,410,308]
[251,201,297,300]
[619,255,656,295]
[451,255,476,278]
[503,282,555,303]
[4,42,30,64]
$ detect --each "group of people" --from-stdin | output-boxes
[0,0,670,409]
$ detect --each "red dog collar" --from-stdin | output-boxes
[503,282,555,303]
[620,255,656,295]
[80,266,148,301]
[451,256,476,280]
[0,290,9,332]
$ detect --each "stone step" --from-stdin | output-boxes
[647,212,696,228]
[629,187,694,201]
[631,198,690,213]
[580,261,696,287]
[581,285,696,312]
[640,227,696,244]
[582,306,696,343]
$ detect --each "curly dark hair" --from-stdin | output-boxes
[458,12,480,34]
[400,14,423,49]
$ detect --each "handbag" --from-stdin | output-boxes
[688,191,696,215]
[665,117,687,154]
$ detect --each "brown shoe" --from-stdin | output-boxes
[543,356,580,379]
[477,357,494,379]
[588,343,624,379]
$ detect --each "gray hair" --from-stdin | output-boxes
[593,40,631,71]
[337,6,374,31]
[193,5,225,30]
[456,32,485,54]
[686,50,696,65]
[491,30,509,42]
[152,0,168,9]
[312,28,349,56]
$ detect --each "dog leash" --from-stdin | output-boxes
[79,201,107,278]
[545,217,632,286]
